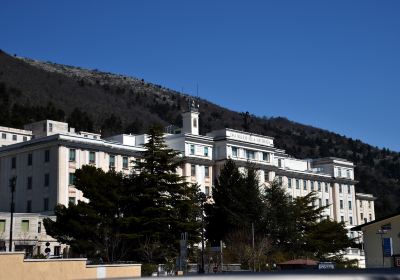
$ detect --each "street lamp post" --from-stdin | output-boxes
[9,177,16,252]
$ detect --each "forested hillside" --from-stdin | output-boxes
[0,50,399,217]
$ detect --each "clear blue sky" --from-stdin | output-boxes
[1,1,399,151]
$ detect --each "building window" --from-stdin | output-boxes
[123,157,129,169]
[27,153,33,166]
[69,197,76,205]
[1,133,6,139]
[190,144,195,155]
[69,149,76,162]
[26,200,32,213]
[44,150,50,162]
[364,218,368,223]
[44,173,49,187]
[43,198,49,211]
[12,134,17,141]
[38,222,42,233]
[23,136,27,142]
[360,213,364,220]
[303,180,307,190]
[349,216,353,225]
[348,201,352,210]
[49,123,53,132]
[21,220,30,232]
[296,179,300,189]
[318,182,321,192]
[288,178,292,188]
[54,246,61,256]
[339,184,342,193]
[325,199,329,206]
[205,186,210,196]
[232,147,238,157]
[278,159,282,167]
[325,183,328,192]
[11,157,16,169]
[340,200,343,209]
[340,216,344,222]
[89,151,96,164]
[193,118,197,128]
[369,214,372,221]
[368,201,371,208]
[310,181,314,191]
[278,176,283,185]
[191,165,196,176]
[263,152,270,162]
[205,166,210,178]
[338,168,342,177]
[27,176,32,190]
[246,150,255,160]
[347,169,351,178]
[359,200,362,208]
[0,220,5,232]
[69,173,76,186]
[109,155,115,168]
[347,185,351,194]
[319,198,322,207]
[204,147,209,157]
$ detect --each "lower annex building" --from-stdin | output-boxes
[0,107,376,262]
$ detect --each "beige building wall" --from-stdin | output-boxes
[356,193,376,225]
[0,252,141,280]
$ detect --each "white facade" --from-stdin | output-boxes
[0,126,32,147]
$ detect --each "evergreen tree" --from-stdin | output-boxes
[131,125,201,262]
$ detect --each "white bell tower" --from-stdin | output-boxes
[182,99,199,135]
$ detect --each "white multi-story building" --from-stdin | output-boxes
[0,107,376,262]
[0,126,32,147]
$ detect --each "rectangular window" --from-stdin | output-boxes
[123,157,129,169]
[11,157,16,169]
[263,152,270,162]
[339,184,343,193]
[369,214,372,221]
[205,186,210,196]
[69,197,76,205]
[12,134,17,141]
[318,182,321,192]
[318,198,322,207]
[26,200,32,213]
[204,147,209,157]
[264,171,268,182]
[278,159,282,167]
[49,123,53,132]
[69,173,76,186]
[109,155,115,168]
[360,213,364,220]
[348,201,352,210]
[338,168,342,177]
[340,216,344,222]
[232,147,238,157]
[191,165,196,176]
[296,179,300,189]
[38,222,42,233]
[246,150,255,159]
[364,218,368,223]
[89,151,95,164]
[27,153,33,166]
[44,173,49,187]
[347,169,351,178]
[347,185,351,194]
[69,149,76,162]
[310,181,314,191]
[360,200,363,207]
[44,150,50,162]
[340,200,343,209]
[303,180,307,190]
[43,198,49,211]
[190,144,195,155]
[23,136,27,142]
[278,176,283,185]
[0,220,5,232]
[1,133,6,139]
[368,201,371,208]
[288,178,292,188]
[205,166,210,178]
[54,246,61,256]
[349,216,353,225]
[325,199,329,206]
[325,183,328,192]
[21,220,29,232]
[27,176,32,190]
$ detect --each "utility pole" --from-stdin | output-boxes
[9,177,16,252]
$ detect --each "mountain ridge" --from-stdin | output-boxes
[0,49,399,217]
